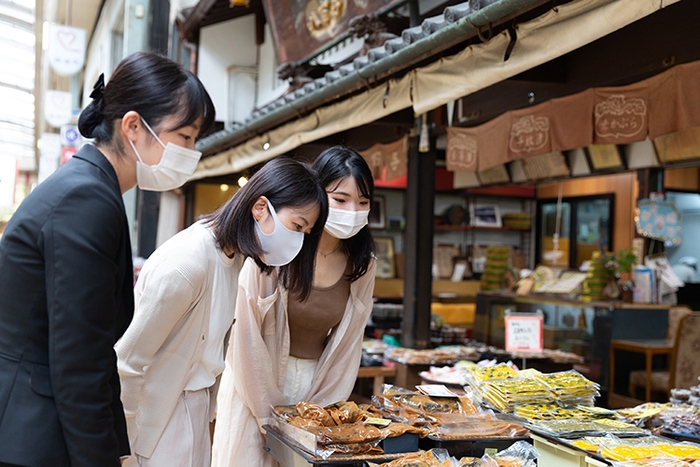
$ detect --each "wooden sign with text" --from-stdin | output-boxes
[261,0,403,64]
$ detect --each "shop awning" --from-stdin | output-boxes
[445,60,700,173]
[191,0,681,181]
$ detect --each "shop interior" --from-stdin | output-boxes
[187,0,700,408]
[183,1,700,465]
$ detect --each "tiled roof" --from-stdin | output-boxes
[197,0,531,154]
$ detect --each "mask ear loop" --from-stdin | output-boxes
[138,117,167,149]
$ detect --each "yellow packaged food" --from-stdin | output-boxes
[469,363,518,382]
[570,439,599,452]
[600,445,658,461]
[655,443,700,460]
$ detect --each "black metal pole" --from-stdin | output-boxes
[136,0,171,258]
[402,115,435,349]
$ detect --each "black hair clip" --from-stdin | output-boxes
[89,73,105,100]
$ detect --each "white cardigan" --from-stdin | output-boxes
[211,256,376,467]
[116,222,243,458]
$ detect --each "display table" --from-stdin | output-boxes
[356,365,396,396]
[473,291,669,390]
[530,433,590,467]
[530,433,611,467]
[608,338,673,405]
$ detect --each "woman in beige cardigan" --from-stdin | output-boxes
[212,146,376,466]
[116,157,328,467]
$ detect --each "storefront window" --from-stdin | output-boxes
[537,195,614,269]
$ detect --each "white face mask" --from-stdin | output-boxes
[254,201,305,266]
[128,117,202,192]
[324,207,369,239]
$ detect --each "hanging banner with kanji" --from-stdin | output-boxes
[261,0,403,64]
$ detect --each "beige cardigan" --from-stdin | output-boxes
[211,256,376,467]
[116,222,243,458]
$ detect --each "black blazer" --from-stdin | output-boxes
[0,145,133,466]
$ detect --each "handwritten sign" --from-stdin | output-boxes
[504,314,543,352]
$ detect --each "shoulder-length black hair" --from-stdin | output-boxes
[202,157,328,300]
[78,51,215,155]
[312,146,375,282]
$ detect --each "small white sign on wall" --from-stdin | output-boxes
[48,24,86,76]
[45,90,73,128]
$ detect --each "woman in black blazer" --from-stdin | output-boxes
[0,51,215,467]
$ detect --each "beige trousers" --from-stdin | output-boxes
[133,388,210,467]
[283,356,317,404]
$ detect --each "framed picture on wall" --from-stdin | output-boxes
[369,195,386,229]
[470,204,502,228]
[374,237,395,279]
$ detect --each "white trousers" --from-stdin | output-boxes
[135,388,210,467]
[283,356,317,404]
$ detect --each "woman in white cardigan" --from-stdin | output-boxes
[116,157,328,467]
[212,146,377,467]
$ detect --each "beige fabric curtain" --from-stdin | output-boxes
[412,0,680,114]
[446,58,700,173]
[649,60,700,138]
[359,137,408,181]
[191,0,681,180]
[192,74,414,180]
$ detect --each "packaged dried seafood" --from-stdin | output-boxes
[385,346,482,365]
[427,414,529,440]
[480,377,552,412]
[272,399,425,458]
[526,419,606,438]
[373,384,480,426]
[467,364,518,384]
[306,423,384,445]
[533,370,600,407]
[514,403,595,421]
[472,440,539,467]
[372,447,462,466]
[656,442,700,460]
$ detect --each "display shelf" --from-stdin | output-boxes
[433,225,520,231]
[373,279,481,300]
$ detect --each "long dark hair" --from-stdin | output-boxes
[202,157,328,300]
[312,146,375,282]
[78,51,215,154]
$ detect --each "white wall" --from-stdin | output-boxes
[83,0,125,105]
[199,16,258,125]
[257,23,287,107]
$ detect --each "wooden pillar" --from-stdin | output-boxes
[402,116,435,349]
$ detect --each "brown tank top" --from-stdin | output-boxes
[287,271,351,359]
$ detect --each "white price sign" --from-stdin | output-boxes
[504,314,543,352]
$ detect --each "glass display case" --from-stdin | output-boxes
[473,291,669,390]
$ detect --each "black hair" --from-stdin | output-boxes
[78,51,215,154]
[202,157,328,300]
[312,146,375,282]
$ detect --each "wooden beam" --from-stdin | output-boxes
[181,0,217,41]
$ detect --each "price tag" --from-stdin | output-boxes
[504,314,543,352]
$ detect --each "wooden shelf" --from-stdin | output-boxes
[373,278,480,300]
